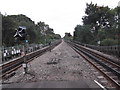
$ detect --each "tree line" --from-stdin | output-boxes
[2,14,61,47]
[73,2,120,46]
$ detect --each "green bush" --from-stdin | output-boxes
[100,38,119,46]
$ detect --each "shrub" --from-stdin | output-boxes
[100,38,118,46]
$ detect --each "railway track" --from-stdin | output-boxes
[0,40,62,80]
[66,40,120,89]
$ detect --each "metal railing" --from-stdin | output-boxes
[1,39,61,63]
[72,40,120,57]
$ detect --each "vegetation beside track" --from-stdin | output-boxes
[73,2,120,46]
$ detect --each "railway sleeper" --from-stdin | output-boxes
[67,42,120,89]
[74,44,120,77]
[3,71,16,80]
[1,40,62,78]
[72,41,120,66]
[71,43,120,78]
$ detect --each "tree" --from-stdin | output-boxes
[54,34,61,39]
[2,16,17,46]
[64,32,72,40]
[82,3,115,39]
[73,25,93,44]
[74,2,120,45]
[2,14,61,46]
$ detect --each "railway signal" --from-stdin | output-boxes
[14,26,27,41]
[14,26,28,74]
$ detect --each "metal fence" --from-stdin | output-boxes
[1,39,62,63]
[72,40,120,57]
[1,43,44,63]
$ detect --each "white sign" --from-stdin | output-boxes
[97,41,101,45]
[4,53,6,57]
[22,63,27,68]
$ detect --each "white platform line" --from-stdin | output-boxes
[94,80,107,90]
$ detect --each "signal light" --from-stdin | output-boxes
[14,26,27,41]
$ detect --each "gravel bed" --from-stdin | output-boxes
[3,40,102,88]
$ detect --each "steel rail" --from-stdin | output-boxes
[73,41,120,66]
[0,40,62,79]
[66,41,120,89]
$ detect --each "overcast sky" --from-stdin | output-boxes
[0,0,119,37]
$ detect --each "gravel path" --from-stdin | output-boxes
[3,40,100,88]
